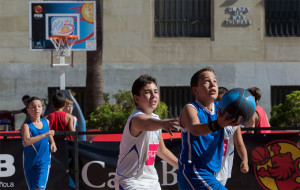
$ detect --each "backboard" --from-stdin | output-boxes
[29,1,96,51]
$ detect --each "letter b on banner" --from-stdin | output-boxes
[161,160,177,186]
[0,154,15,177]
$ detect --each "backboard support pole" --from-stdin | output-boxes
[51,50,53,67]
[59,56,66,90]
[51,51,74,90]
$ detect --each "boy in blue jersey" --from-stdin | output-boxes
[177,67,239,190]
[21,97,57,190]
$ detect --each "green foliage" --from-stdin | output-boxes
[103,92,110,104]
[87,104,130,131]
[113,90,135,111]
[86,90,169,131]
[270,90,300,127]
[154,101,168,119]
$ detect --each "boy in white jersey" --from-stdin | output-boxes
[215,125,249,186]
[114,74,179,190]
[216,86,249,185]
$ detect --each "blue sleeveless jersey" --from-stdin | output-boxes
[178,101,224,173]
[23,118,51,170]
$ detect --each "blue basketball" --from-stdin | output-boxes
[220,88,256,123]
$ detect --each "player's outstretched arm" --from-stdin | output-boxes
[130,114,179,137]
[157,133,178,169]
[181,105,238,136]
[233,126,249,173]
[180,104,211,136]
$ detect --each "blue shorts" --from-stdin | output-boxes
[177,163,227,190]
[24,164,50,190]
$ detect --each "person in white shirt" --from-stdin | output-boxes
[215,125,249,186]
[63,98,77,130]
[114,74,179,190]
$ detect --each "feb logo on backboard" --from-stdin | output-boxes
[33,5,43,19]
[34,5,43,14]
[251,140,300,190]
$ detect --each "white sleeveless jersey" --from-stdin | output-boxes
[114,109,161,190]
[215,126,237,181]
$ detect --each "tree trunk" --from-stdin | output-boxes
[85,0,104,118]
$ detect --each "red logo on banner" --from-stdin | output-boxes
[251,140,300,190]
[145,144,159,166]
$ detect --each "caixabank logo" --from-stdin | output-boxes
[251,140,300,190]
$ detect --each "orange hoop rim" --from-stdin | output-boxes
[49,35,78,40]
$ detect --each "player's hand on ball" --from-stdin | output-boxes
[217,109,239,128]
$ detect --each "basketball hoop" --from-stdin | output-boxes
[50,35,78,57]
[49,35,78,90]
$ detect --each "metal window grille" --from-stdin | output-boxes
[154,0,211,37]
[160,86,194,118]
[271,86,300,107]
[265,0,300,37]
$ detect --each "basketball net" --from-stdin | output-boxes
[49,35,78,90]
[50,35,78,57]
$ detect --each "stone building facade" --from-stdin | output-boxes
[0,0,299,128]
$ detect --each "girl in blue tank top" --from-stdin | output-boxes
[21,97,57,190]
